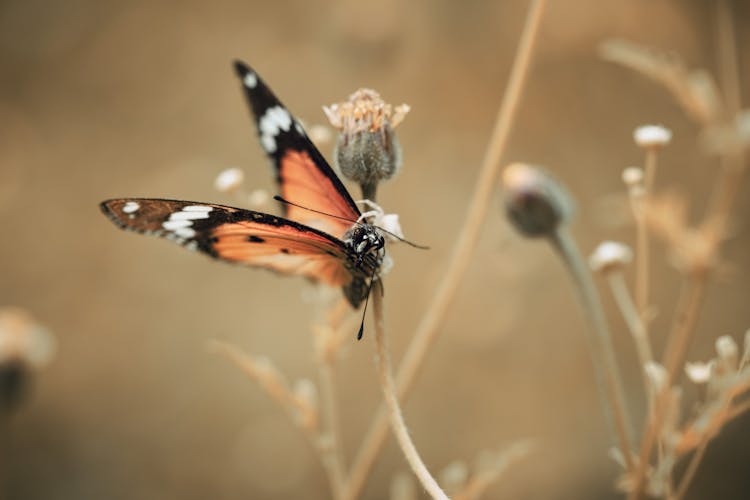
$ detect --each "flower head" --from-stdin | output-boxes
[633,124,673,149]
[324,89,410,199]
[500,163,573,238]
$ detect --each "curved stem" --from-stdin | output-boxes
[343,2,545,496]
[371,282,449,500]
[550,227,635,472]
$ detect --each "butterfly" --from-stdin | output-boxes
[100,61,389,336]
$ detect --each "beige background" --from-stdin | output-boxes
[1,1,749,498]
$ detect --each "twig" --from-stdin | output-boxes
[635,148,657,327]
[629,278,707,500]
[314,298,351,500]
[343,2,545,496]
[371,282,449,500]
[452,441,535,500]
[550,227,635,472]
[605,271,654,395]
[318,361,346,500]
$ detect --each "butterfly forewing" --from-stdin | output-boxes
[100,198,354,288]
[233,61,361,238]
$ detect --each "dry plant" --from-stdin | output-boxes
[204,0,747,498]
[210,0,544,498]
[496,1,747,499]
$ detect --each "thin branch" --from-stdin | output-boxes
[318,361,346,500]
[635,148,658,328]
[371,283,449,500]
[343,2,545,496]
[605,271,654,395]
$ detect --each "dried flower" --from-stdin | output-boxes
[0,307,55,411]
[622,166,645,187]
[685,361,714,384]
[634,125,673,149]
[324,89,410,199]
[214,167,245,193]
[500,163,573,237]
[589,241,633,273]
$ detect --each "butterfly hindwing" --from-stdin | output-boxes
[233,61,361,237]
[100,198,358,288]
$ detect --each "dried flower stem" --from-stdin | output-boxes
[211,341,343,494]
[453,441,535,500]
[343,1,545,496]
[371,283,448,500]
[318,361,346,500]
[630,2,745,497]
[605,272,654,394]
[673,437,710,500]
[629,278,707,500]
[315,298,352,500]
[550,227,635,472]
[635,149,657,327]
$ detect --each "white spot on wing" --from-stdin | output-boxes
[169,211,210,221]
[259,106,292,154]
[175,227,196,239]
[243,72,258,88]
[161,205,213,240]
[123,201,140,214]
[163,220,192,230]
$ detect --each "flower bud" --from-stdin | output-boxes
[500,163,573,237]
[589,241,633,273]
[324,89,409,199]
[633,125,672,149]
[0,308,55,412]
[621,166,644,188]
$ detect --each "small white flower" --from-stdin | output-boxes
[685,361,713,383]
[214,167,245,193]
[634,124,673,148]
[589,241,633,273]
[621,166,644,187]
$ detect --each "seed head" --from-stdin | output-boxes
[324,89,410,199]
[589,241,633,273]
[500,163,573,238]
[633,124,673,149]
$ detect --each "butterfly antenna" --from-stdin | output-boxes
[274,196,358,223]
[274,195,429,250]
[357,265,380,340]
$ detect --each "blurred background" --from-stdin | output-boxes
[1,0,749,498]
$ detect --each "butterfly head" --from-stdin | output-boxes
[343,223,385,269]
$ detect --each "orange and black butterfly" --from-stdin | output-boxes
[101,61,386,335]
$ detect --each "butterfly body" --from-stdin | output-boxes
[100,60,390,309]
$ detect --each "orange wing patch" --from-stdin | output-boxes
[280,150,360,238]
[211,221,352,287]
